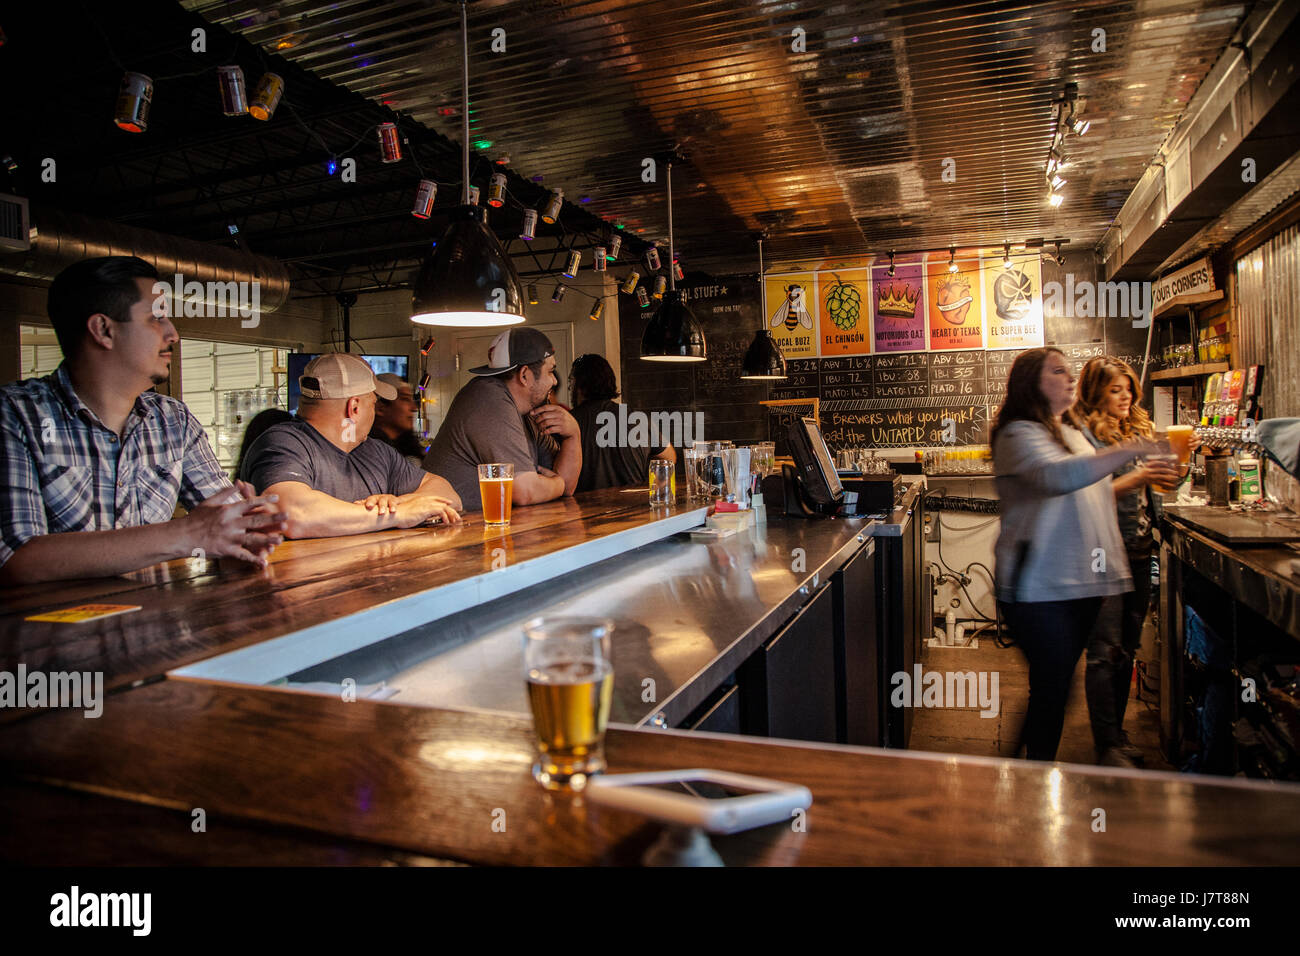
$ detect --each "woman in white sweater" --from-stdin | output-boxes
[991,348,1153,761]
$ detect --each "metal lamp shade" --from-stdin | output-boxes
[739,329,787,379]
[639,290,706,362]
[411,205,526,326]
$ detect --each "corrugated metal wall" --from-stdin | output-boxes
[1235,223,1300,418]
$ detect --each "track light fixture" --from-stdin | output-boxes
[947,246,958,273]
[1002,243,1013,269]
[887,251,896,277]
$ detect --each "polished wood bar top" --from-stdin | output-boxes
[3,678,1297,866]
[0,489,697,702]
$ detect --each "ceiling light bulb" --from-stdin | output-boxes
[1048,193,1064,208]
[947,247,957,273]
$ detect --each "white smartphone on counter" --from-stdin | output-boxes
[585,769,812,834]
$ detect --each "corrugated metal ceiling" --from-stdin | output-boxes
[184,0,1250,269]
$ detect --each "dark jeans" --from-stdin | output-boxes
[1085,548,1152,753]
[1001,597,1103,761]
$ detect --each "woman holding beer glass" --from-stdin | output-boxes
[992,349,1156,762]
[1070,357,1184,767]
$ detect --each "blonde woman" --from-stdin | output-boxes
[1070,357,1183,767]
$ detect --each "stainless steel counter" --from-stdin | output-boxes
[282,515,873,727]
[864,477,926,537]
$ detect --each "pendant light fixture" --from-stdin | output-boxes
[639,156,706,362]
[410,0,525,327]
[740,234,786,380]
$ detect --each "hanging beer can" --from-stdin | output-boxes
[563,250,581,278]
[636,286,651,308]
[593,247,607,272]
[541,189,563,224]
[217,66,247,116]
[645,247,661,271]
[377,122,402,163]
[521,208,538,240]
[248,72,284,121]
[607,235,622,260]
[114,72,153,132]
[411,180,437,219]
[653,275,667,300]
[621,270,641,294]
[487,172,507,208]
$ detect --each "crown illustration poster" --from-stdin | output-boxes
[984,256,1044,350]
[763,273,818,358]
[926,252,986,351]
[817,269,871,355]
[870,257,926,353]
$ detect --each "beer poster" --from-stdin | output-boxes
[870,256,926,353]
[816,269,871,355]
[764,273,817,358]
[984,256,1044,350]
[926,252,985,351]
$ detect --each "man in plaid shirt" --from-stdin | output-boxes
[0,256,288,585]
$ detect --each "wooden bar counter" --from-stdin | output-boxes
[2,490,1300,865]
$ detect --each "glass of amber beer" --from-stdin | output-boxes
[477,463,514,525]
[523,616,615,791]
[1166,424,1195,465]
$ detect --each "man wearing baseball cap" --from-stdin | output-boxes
[423,328,581,510]
[241,352,462,537]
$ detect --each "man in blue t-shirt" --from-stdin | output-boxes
[241,353,462,537]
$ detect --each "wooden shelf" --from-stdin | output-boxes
[1153,290,1225,317]
[1150,362,1229,381]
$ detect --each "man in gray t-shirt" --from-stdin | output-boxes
[423,328,581,511]
[243,353,462,537]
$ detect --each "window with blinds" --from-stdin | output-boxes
[179,340,287,470]
[18,325,63,378]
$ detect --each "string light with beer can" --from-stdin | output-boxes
[589,300,604,321]
[593,247,607,272]
[487,172,507,208]
[217,66,247,116]
[248,73,284,121]
[645,246,661,271]
[621,270,640,294]
[114,72,153,133]
[419,336,436,356]
[520,208,538,240]
[563,250,581,278]
[552,283,567,303]
[607,234,622,261]
[411,179,437,219]
[527,285,539,306]
[377,122,403,163]
[653,275,667,300]
[672,258,684,281]
[541,189,563,224]
[468,185,480,205]
[637,286,651,308]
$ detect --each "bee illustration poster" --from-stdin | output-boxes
[984,257,1044,350]
[817,269,871,355]
[764,273,817,358]
[926,253,986,351]
[870,257,926,353]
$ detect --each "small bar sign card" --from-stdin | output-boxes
[26,604,143,624]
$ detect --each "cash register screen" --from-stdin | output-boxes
[788,417,843,505]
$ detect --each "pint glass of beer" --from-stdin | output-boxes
[478,463,514,525]
[1166,425,1195,464]
[523,616,614,790]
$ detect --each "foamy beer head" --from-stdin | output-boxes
[1167,425,1195,463]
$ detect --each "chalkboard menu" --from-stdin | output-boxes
[619,266,1153,456]
[618,275,771,448]
[771,340,1150,451]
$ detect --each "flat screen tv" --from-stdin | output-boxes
[287,353,409,414]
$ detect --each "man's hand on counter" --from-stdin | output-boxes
[392,494,462,528]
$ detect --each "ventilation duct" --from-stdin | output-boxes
[0,207,291,313]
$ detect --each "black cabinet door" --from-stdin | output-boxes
[835,542,880,746]
[685,684,742,735]
[741,583,838,744]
